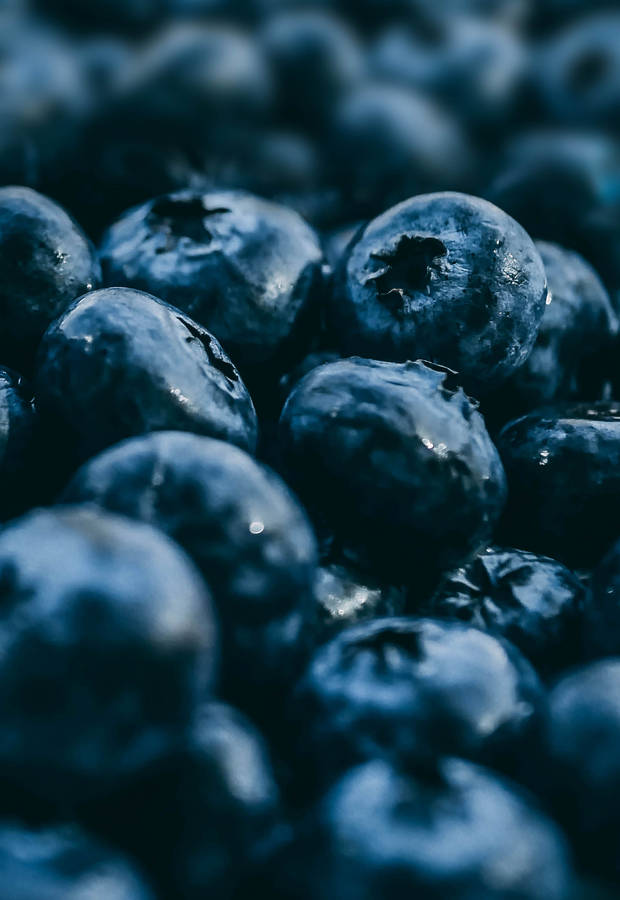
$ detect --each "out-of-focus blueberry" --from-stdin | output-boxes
[61,431,317,716]
[329,192,547,393]
[256,758,572,899]
[0,187,101,373]
[100,191,324,379]
[0,822,153,900]
[83,703,282,900]
[279,358,507,592]
[537,14,620,129]
[326,84,473,219]
[0,368,38,518]
[35,287,257,466]
[261,10,365,130]
[542,659,620,881]
[584,540,620,659]
[292,616,543,791]
[0,506,217,808]
[497,404,620,568]
[426,546,586,676]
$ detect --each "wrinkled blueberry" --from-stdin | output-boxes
[542,659,620,881]
[426,546,586,676]
[61,431,317,715]
[279,357,507,591]
[314,563,407,636]
[292,616,543,791]
[484,241,617,424]
[0,506,217,807]
[255,757,572,900]
[329,192,547,392]
[0,187,100,373]
[100,190,324,379]
[35,287,257,466]
[0,822,153,899]
[83,702,281,900]
[326,85,472,219]
[497,404,620,568]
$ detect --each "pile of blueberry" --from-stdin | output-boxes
[1,0,620,897]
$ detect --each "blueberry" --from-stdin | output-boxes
[61,431,317,716]
[0,187,101,373]
[542,659,620,881]
[329,192,547,392]
[426,546,586,676]
[314,563,407,636]
[261,10,365,131]
[326,85,473,219]
[486,131,620,298]
[0,822,153,899]
[255,758,572,900]
[484,241,617,425]
[538,14,620,129]
[371,17,527,132]
[100,191,324,381]
[292,617,543,791]
[83,702,281,900]
[279,358,507,591]
[0,368,39,518]
[0,506,217,808]
[497,404,620,568]
[35,287,257,467]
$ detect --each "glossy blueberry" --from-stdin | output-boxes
[261,10,364,130]
[426,546,586,676]
[0,187,100,373]
[61,431,317,714]
[484,241,617,424]
[314,563,407,636]
[292,617,543,791]
[100,191,324,378]
[280,357,507,590]
[35,287,257,466]
[538,14,620,129]
[497,404,620,568]
[0,822,153,900]
[0,506,217,808]
[84,703,281,900]
[330,192,547,392]
[257,758,571,900]
[0,368,38,518]
[326,85,472,219]
[542,659,620,880]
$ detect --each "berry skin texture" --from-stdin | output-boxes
[255,758,572,900]
[99,190,324,375]
[62,431,318,715]
[497,403,620,569]
[292,616,543,792]
[426,546,586,676]
[0,822,153,900]
[0,367,39,519]
[0,505,217,808]
[0,186,101,374]
[279,357,507,591]
[34,287,257,466]
[329,192,548,393]
[314,563,407,637]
